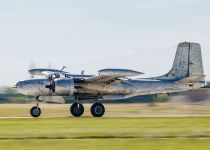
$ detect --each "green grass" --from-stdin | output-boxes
[1,117,210,149]
[1,104,210,149]
[1,139,210,150]
[1,117,210,139]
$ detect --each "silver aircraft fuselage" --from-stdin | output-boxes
[16,77,205,100]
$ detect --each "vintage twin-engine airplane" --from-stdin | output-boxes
[16,42,206,118]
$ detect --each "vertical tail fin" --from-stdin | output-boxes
[155,42,205,82]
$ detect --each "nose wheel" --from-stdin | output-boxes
[70,103,84,117]
[30,96,41,118]
[91,103,105,117]
[30,106,41,118]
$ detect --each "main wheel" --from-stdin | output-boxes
[91,103,105,117]
[70,103,84,117]
[30,106,41,118]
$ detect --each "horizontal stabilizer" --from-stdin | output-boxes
[177,75,205,83]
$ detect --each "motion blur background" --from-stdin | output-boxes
[0,0,210,86]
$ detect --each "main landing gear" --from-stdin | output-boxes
[70,103,84,117]
[29,96,105,118]
[90,103,105,117]
[70,102,105,117]
[30,96,41,118]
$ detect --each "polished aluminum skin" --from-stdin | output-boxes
[98,69,144,77]
[16,42,206,101]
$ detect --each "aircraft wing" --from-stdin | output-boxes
[28,69,70,78]
[85,75,121,83]
[85,69,144,83]
[29,69,68,76]
[28,68,94,79]
[41,71,57,76]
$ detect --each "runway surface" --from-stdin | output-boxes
[1,103,210,118]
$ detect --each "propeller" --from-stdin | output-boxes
[81,70,85,75]
[45,75,55,93]
[29,62,36,78]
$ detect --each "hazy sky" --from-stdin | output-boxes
[0,0,209,86]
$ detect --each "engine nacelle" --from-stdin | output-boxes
[54,78,74,96]
[16,78,74,96]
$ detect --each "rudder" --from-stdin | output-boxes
[154,42,204,81]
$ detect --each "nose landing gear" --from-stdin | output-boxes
[30,106,41,118]
[30,96,41,118]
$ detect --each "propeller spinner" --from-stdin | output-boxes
[45,76,55,93]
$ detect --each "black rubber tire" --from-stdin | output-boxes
[70,103,84,117]
[91,103,105,117]
[30,106,41,118]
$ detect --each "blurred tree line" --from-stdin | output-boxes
[205,81,210,88]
